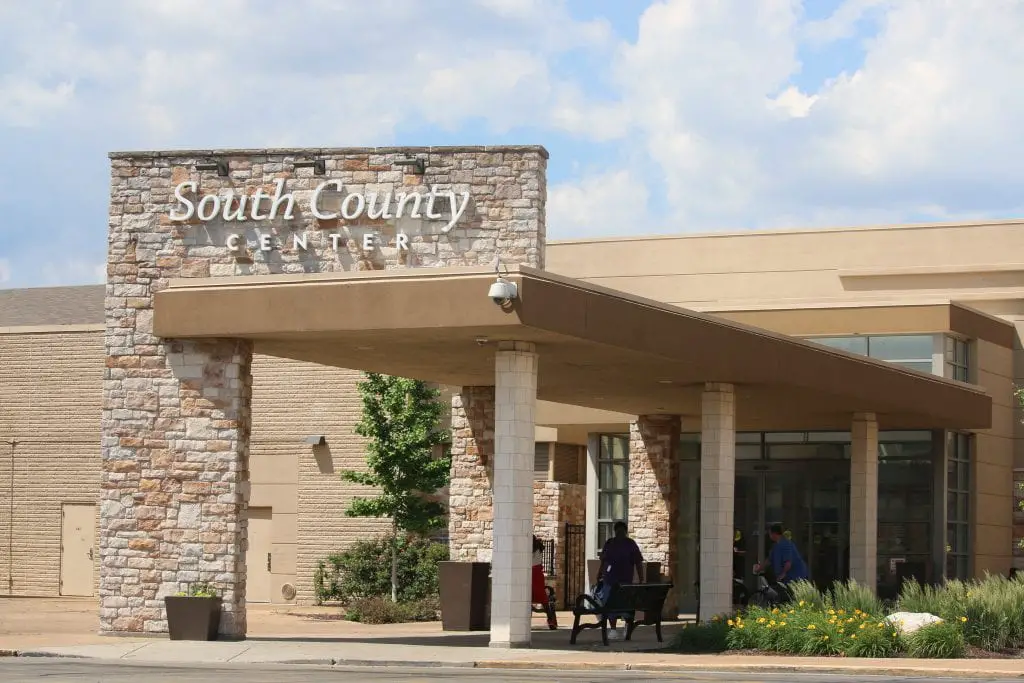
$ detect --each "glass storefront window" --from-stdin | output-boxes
[806,334,939,375]
[597,434,629,547]
[813,336,868,355]
[868,335,933,362]
[876,437,935,598]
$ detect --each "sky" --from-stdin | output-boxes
[0,0,1022,289]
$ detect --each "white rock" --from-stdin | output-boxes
[885,611,944,634]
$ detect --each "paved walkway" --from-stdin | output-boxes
[3,598,1023,678]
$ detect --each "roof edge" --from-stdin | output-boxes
[548,217,1024,245]
[109,145,549,160]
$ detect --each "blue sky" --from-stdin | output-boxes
[1,0,1021,289]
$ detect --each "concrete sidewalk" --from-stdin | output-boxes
[3,599,1024,679]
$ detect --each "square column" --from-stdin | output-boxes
[585,433,599,586]
[489,341,538,648]
[850,412,879,590]
[699,383,735,622]
[628,415,681,619]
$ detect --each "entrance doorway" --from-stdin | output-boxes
[59,503,96,597]
[734,465,849,592]
[245,507,273,603]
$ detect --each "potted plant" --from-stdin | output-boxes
[164,581,222,640]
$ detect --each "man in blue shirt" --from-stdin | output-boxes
[757,523,809,585]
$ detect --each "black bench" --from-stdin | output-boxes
[570,582,672,646]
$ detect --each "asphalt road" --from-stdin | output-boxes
[1,659,1022,683]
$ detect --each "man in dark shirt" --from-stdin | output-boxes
[596,521,644,639]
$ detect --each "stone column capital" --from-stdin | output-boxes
[703,382,735,394]
[852,411,878,425]
[496,341,537,354]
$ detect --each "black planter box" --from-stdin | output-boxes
[439,561,490,631]
[164,596,222,640]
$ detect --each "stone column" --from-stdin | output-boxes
[850,412,878,590]
[101,336,253,637]
[489,342,538,648]
[628,415,680,619]
[699,383,735,622]
[585,433,600,586]
[447,387,495,562]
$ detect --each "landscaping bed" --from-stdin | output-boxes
[672,574,1024,659]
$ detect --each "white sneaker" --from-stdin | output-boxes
[607,627,624,641]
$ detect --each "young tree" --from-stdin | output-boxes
[341,373,452,602]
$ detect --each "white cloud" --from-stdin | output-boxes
[549,169,651,239]
[0,259,10,284]
[567,0,1024,233]
[1,0,1023,280]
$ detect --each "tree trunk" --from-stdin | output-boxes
[391,528,399,603]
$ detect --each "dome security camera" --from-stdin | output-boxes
[488,277,518,305]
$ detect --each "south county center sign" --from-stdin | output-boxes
[168,180,471,252]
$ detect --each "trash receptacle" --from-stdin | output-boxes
[439,561,490,631]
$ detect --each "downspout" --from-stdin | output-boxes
[4,439,14,593]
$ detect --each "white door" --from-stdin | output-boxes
[60,503,96,597]
[246,507,273,603]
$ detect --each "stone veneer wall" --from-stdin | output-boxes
[448,387,496,562]
[628,415,680,618]
[101,146,547,635]
[532,481,585,603]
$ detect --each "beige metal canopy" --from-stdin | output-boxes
[153,265,992,431]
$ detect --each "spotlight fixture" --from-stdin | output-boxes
[195,159,230,176]
[304,434,326,446]
[292,159,326,175]
[393,157,426,174]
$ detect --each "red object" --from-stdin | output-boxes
[531,564,547,604]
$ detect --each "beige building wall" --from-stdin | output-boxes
[973,339,1016,574]
[0,328,103,597]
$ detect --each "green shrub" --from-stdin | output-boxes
[903,620,965,659]
[344,596,440,624]
[843,616,901,658]
[725,601,903,658]
[313,534,448,604]
[672,618,730,653]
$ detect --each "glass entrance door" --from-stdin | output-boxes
[735,465,848,591]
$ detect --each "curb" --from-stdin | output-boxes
[7,651,1024,678]
[472,660,1024,678]
[326,659,474,669]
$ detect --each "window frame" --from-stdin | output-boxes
[596,433,630,547]
[944,335,971,383]
[946,432,972,580]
